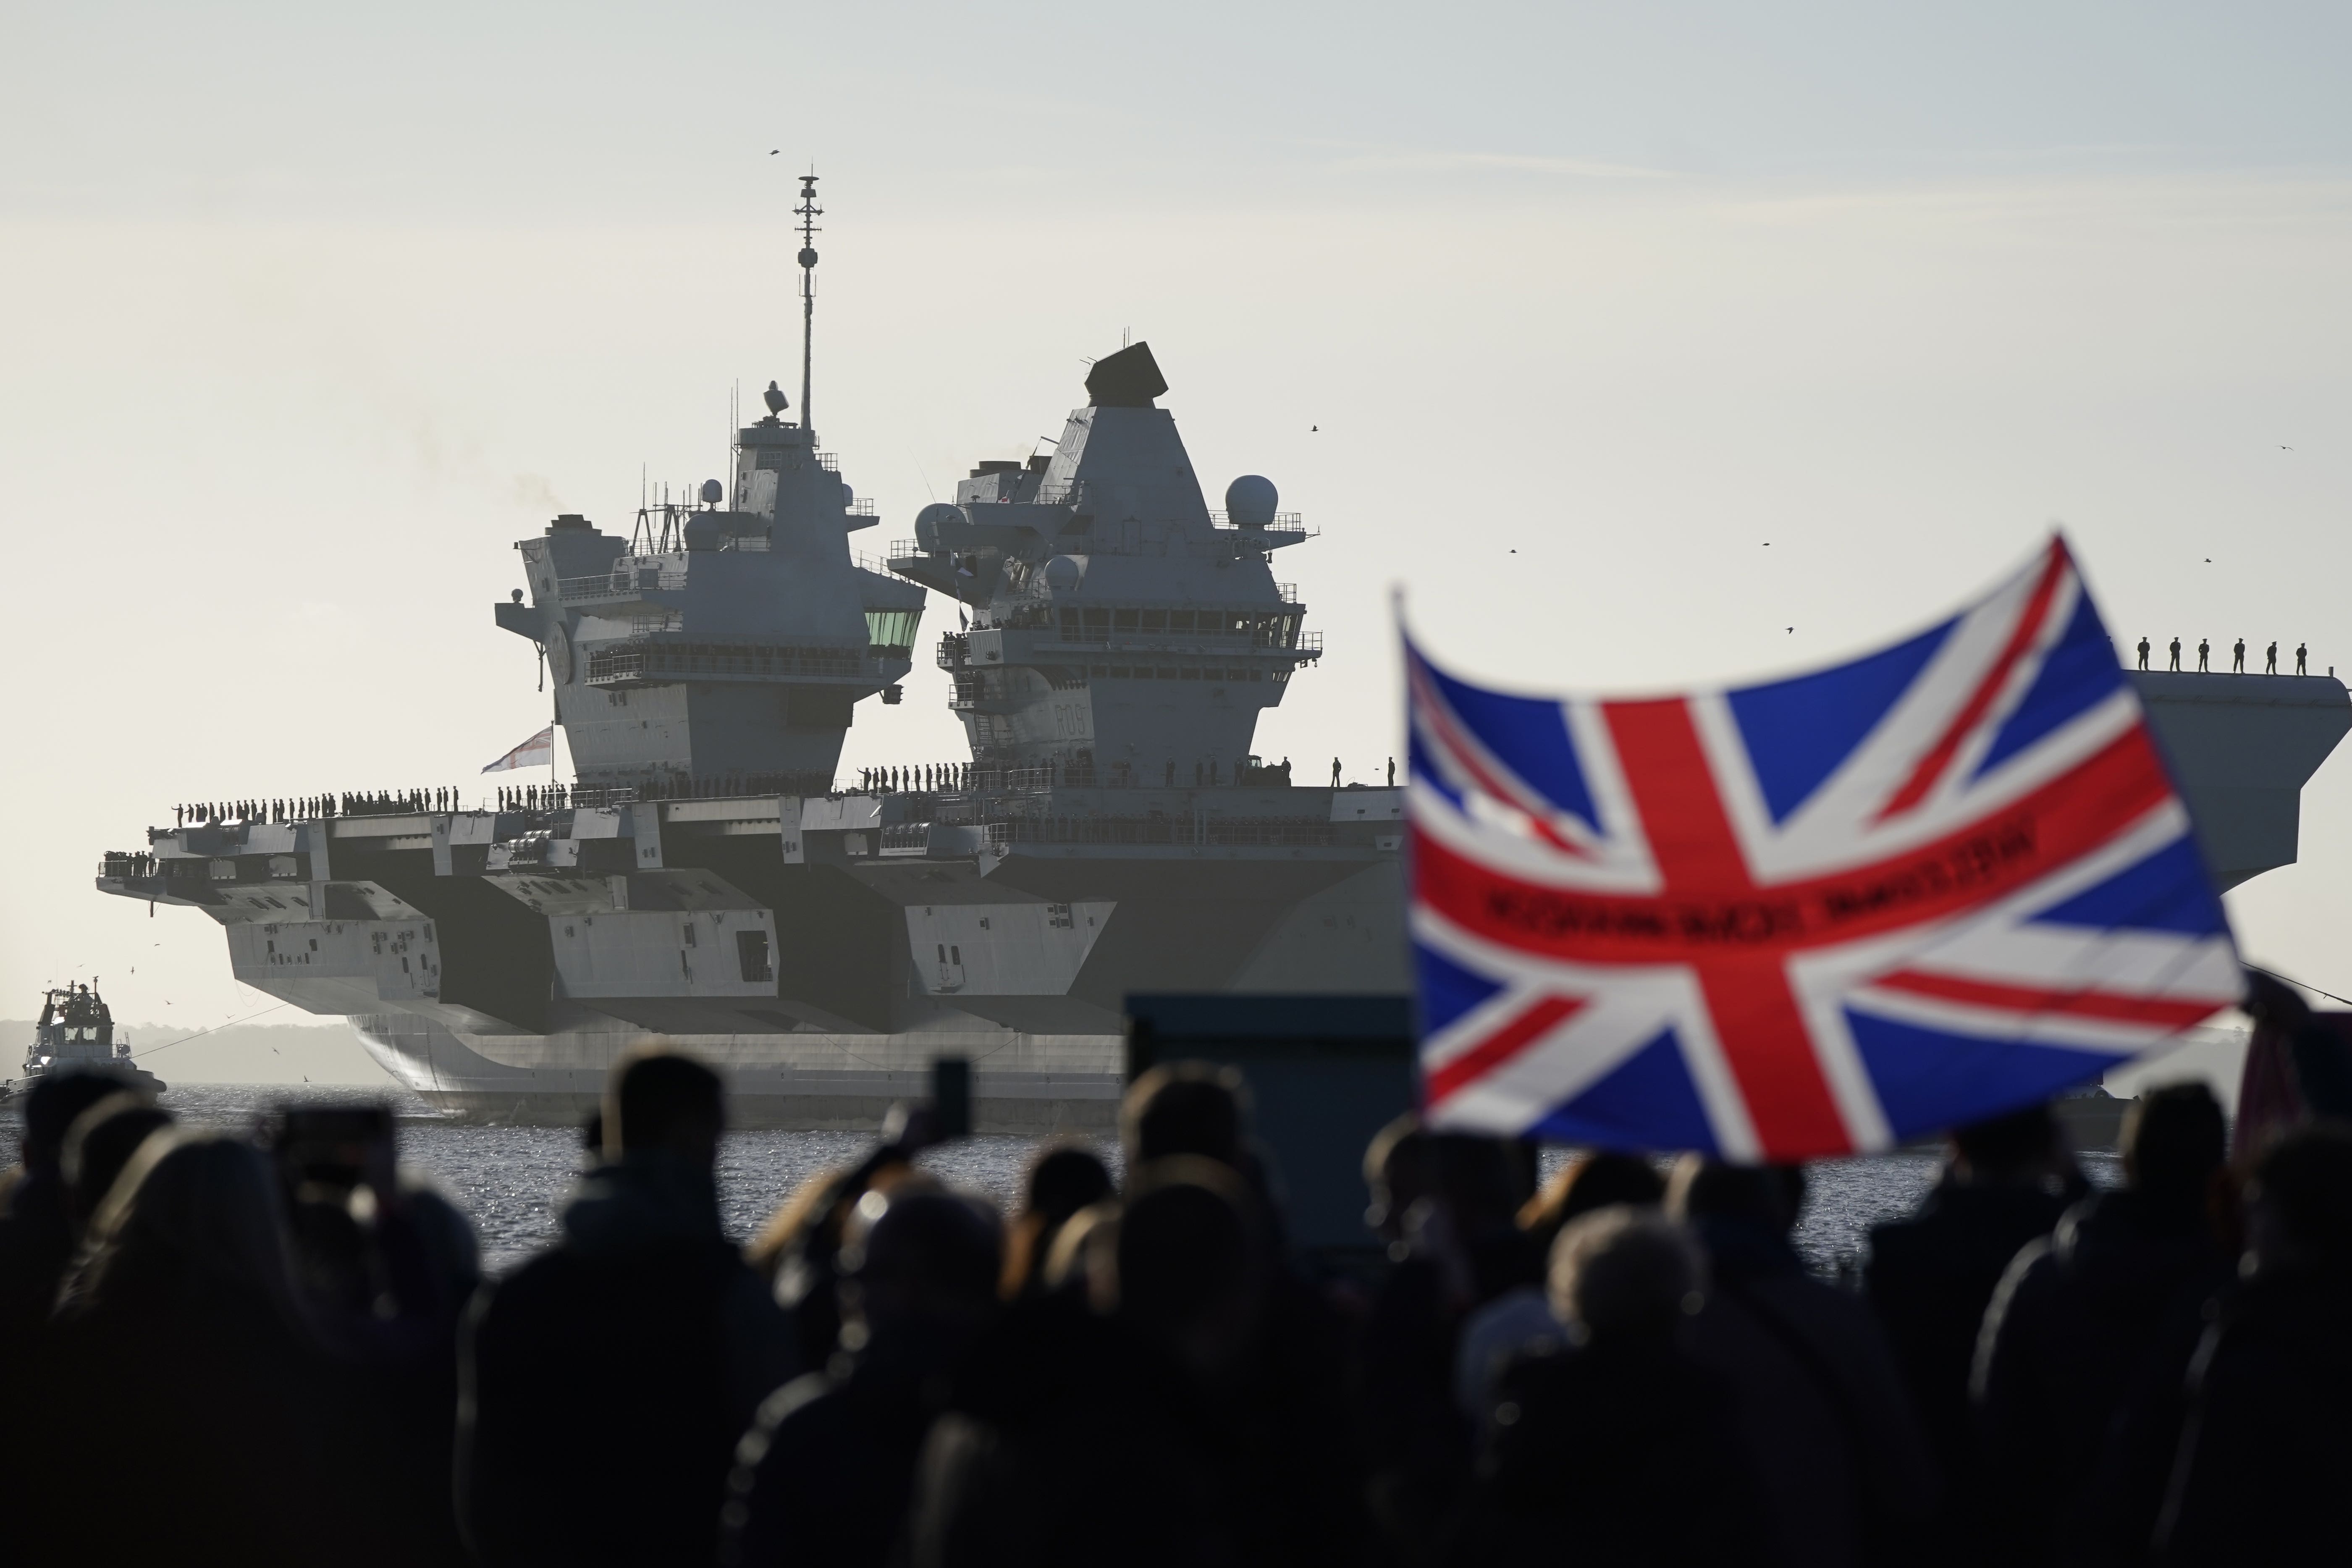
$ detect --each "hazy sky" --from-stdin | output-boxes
[8,3,2352,1068]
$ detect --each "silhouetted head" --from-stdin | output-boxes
[1024,1144,1114,1226]
[1363,1114,1432,1239]
[2244,1122,2352,1274]
[1519,1151,1667,1252]
[1952,1102,2064,1183]
[61,1093,173,1228]
[2122,1083,2227,1219]
[603,1048,725,1167]
[19,1067,136,1174]
[839,1187,1003,1344]
[1103,1157,1263,1374]
[1121,1062,1246,1171]
[72,1134,307,1331]
[1666,1157,1807,1238]
[1547,1204,1706,1343]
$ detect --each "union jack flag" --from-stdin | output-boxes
[1409,537,2238,1160]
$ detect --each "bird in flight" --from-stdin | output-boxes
[1787,627,1794,633]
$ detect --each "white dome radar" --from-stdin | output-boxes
[1043,555,1083,591]
[1225,475,1278,529]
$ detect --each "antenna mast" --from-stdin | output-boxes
[795,171,822,432]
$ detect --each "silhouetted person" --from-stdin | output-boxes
[1972,1084,2230,1566]
[459,1049,792,1568]
[34,1135,333,1568]
[2297,640,2308,674]
[1388,756,1397,786]
[1357,1118,1544,1558]
[1461,1206,1768,1568]
[910,1159,1361,1568]
[1455,1150,1668,1422]
[0,1067,136,1343]
[723,1188,1004,1567]
[1332,756,1343,787]
[58,1091,173,1239]
[2169,637,2182,671]
[1865,1103,2082,1564]
[999,1144,1113,1301]
[1123,1060,1247,1170]
[2137,636,2150,670]
[2232,637,2246,672]
[1672,1158,1938,1568]
[2267,640,2279,674]
[2197,637,2210,671]
[2084,1123,2352,1565]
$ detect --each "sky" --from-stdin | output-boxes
[5,3,2351,1096]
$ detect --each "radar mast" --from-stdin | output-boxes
[796,172,822,432]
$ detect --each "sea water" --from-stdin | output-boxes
[8,1083,2115,1277]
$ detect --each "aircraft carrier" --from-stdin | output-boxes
[89,191,2352,1128]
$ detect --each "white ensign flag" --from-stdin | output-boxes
[480,725,554,774]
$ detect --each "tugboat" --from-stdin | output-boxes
[6,981,166,1100]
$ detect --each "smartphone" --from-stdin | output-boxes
[931,1056,972,1141]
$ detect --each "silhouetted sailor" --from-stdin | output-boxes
[2268,640,2279,674]
[2168,637,2182,671]
[2233,638,2246,673]
[2136,637,2150,670]
[2198,638,2210,671]
[2298,642,2309,674]
[1332,757,1343,788]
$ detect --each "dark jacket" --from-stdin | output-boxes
[458,1153,792,1568]
[1866,1175,2072,1478]
[1684,1217,1938,1568]
[2145,1262,2352,1566]
[723,1324,984,1568]
[1460,1329,1771,1568]
[1971,1190,2232,1565]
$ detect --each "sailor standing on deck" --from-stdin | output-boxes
[2137,637,2150,671]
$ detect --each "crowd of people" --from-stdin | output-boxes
[173,789,473,826]
[1,986,2347,1566]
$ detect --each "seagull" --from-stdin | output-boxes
[1311,425,1318,432]
[1787,627,1794,634]
[2282,445,2293,450]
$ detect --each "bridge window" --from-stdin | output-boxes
[1169,610,1196,632]
[1084,608,1109,635]
[1114,609,1138,630]
[1141,610,1166,631]
[865,608,923,649]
